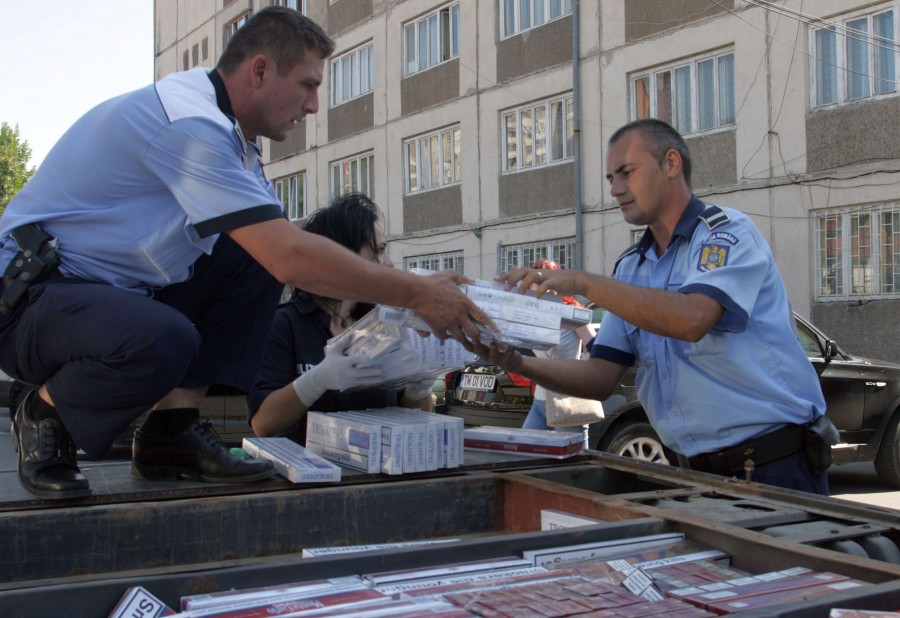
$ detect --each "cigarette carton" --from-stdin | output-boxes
[241,438,341,483]
[108,587,176,618]
[306,412,381,473]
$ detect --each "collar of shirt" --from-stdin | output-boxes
[206,69,263,166]
[634,195,707,265]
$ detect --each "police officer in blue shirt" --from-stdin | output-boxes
[0,7,489,500]
[478,119,833,494]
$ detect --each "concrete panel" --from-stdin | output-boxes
[625,0,732,42]
[686,130,737,191]
[811,300,900,364]
[327,0,373,35]
[498,164,575,218]
[497,16,572,83]
[807,98,900,172]
[403,185,463,233]
[269,121,307,162]
[401,60,460,116]
[328,93,375,142]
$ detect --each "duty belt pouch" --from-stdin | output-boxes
[0,224,60,316]
[805,415,839,475]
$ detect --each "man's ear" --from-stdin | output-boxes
[663,148,683,179]
[249,54,269,87]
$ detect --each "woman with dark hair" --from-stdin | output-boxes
[247,194,434,444]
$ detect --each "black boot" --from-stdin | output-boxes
[132,418,275,483]
[12,389,91,499]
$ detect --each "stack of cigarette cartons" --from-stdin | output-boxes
[463,425,585,459]
[306,407,464,476]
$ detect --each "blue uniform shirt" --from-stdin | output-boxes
[591,196,826,456]
[0,68,284,294]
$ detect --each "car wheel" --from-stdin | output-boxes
[597,421,671,465]
[873,411,900,489]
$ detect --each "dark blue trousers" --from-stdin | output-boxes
[0,235,283,458]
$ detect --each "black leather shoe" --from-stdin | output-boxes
[12,389,91,499]
[132,419,275,483]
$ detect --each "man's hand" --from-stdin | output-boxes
[496,266,584,299]
[412,270,495,350]
[470,340,524,375]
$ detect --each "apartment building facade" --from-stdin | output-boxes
[153,0,900,362]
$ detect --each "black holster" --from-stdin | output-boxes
[805,415,839,475]
[0,224,60,316]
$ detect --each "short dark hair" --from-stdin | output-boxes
[609,119,693,186]
[303,193,382,258]
[216,6,335,77]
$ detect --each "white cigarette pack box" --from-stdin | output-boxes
[306,412,382,473]
[540,509,604,531]
[387,407,463,469]
[378,407,441,471]
[242,437,341,483]
[333,410,407,475]
[461,283,591,329]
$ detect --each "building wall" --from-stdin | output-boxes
[153,0,900,362]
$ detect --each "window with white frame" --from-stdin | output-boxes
[331,152,374,198]
[224,12,250,47]
[331,43,374,107]
[501,0,573,39]
[502,94,574,173]
[404,3,460,76]
[815,204,900,300]
[405,126,461,194]
[272,0,306,13]
[274,172,306,221]
[631,50,736,135]
[500,238,576,272]
[405,251,464,274]
[812,6,897,107]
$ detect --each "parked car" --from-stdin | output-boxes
[443,312,900,488]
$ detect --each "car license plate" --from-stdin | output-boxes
[460,373,496,391]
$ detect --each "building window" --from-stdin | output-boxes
[273,0,306,14]
[404,3,459,76]
[192,43,199,67]
[224,12,251,47]
[500,238,576,272]
[331,152,374,198]
[202,37,208,61]
[501,0,572,39]
[631,50,736,135]
[405,252,464,274]
[331,43,374,107]
[812,6,897,107]
[815,204,900,300]
[274,172,306,221]
[502,94,574,173]
[182,50,189,71]
[404,126,461,194]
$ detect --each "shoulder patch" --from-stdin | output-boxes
[698,244,729,271]
[708,231,739,245]
[698,205,730,230]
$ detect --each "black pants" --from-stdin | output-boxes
[0,235,283,458]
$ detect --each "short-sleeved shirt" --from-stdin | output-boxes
[247,295,400,444]
[0,68,284,294]
[591,196,825,457]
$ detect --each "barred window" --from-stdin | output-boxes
[815,204,900,300]
[500,238,576,273]
[405,251,464,274]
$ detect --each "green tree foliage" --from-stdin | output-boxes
[0,122,36,214]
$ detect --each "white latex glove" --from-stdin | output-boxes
[292,343,381,407]
[403,375,435,401]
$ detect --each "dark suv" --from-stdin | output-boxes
[444,312,900,488]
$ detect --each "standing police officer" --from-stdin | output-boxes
[478,119,834,494]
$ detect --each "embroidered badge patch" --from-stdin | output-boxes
[708,231,739,245]
[698,244,729,271]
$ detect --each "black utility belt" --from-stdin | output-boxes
[685,422,807,476]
